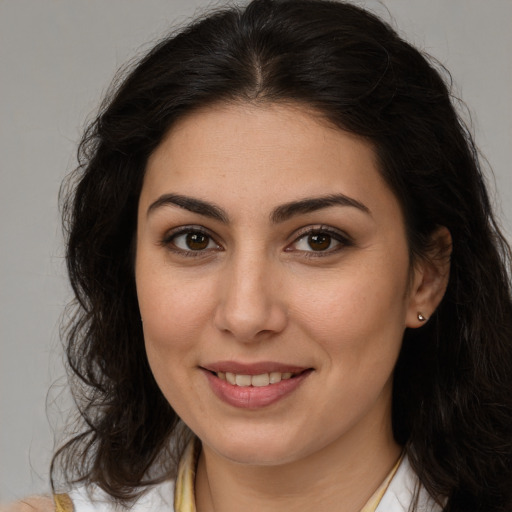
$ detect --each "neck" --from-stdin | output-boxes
[195,412,401,512]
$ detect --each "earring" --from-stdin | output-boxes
[417,313,427,322]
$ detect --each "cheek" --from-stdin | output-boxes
[291,262,409,362]
[136,262,217,361]
[137,270,216,409]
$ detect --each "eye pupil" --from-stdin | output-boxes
[186,232,209,250]
[308,233,331,251]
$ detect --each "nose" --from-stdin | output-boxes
[213,251,288,342]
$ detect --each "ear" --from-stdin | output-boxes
[406,226,452,328]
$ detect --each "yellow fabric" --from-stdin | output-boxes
[174,438,402,512]
[54,493,74,512]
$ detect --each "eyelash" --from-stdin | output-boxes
[160,225,353,258]
[287,226,353,258]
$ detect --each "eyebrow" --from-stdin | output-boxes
[270,194,370,223]
[147,194,228,223]
[147,193,370,223]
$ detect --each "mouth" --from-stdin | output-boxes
[200,364,313,409]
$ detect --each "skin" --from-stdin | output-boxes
[0,497,55,512]
[135,102,450,512]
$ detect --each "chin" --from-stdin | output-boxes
[200,426,313,466]
[221,444,296,466]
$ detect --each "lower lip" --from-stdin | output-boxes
[203,369,312,409]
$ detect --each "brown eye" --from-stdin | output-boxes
[307,233,332,251]
[186,232,209,250]
[290,228,351,255]
[169,230,219,252]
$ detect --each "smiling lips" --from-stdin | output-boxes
[202,363,312,408]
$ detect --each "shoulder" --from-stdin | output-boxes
[0,497,55,512]
[66,480,175,512]
[376,456,443,512]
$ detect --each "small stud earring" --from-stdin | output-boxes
[417,313,427,322]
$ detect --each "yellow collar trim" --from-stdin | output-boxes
[54,493,74,512]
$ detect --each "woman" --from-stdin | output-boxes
[11,0,512,510]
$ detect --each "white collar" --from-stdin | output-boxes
[376,455,442,512]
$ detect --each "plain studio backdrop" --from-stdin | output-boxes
[1,0,511,502]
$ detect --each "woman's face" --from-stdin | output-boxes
[136,103,424,466]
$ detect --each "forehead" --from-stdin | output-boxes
[140,102,395,220]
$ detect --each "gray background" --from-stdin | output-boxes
[1,0,511,502]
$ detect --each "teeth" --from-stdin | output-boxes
[251,373,270,387]
[235,374,252,386]
[217,371,297,387]
[269,372,282,384]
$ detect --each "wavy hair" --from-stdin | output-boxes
[53,1,512,510]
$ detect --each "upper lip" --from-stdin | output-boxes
[201,361,311,375]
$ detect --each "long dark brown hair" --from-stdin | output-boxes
[53,1,512,510]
